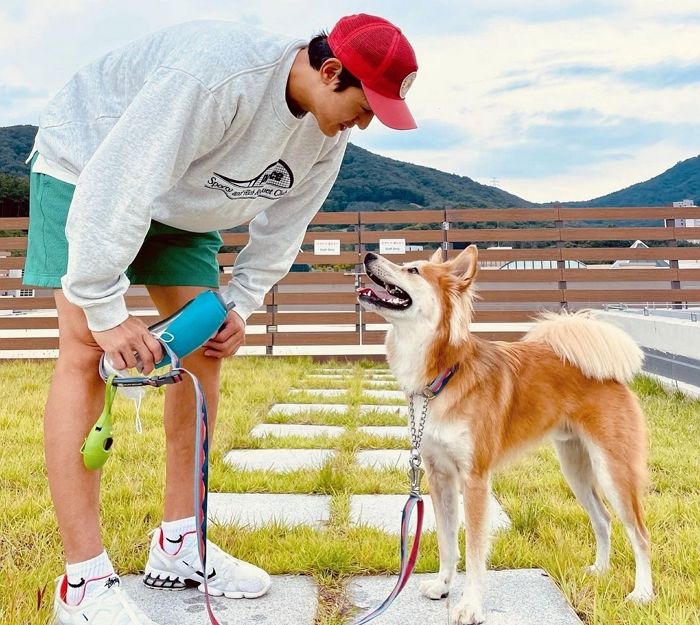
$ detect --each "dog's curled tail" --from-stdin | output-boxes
[524,310,643,384]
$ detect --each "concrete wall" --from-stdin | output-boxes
[597,310,700,361]
[598,310,700,396]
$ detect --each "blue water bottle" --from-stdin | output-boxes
[150,290,230,367]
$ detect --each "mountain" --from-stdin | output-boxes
[0,125,529,209]
[2,124,699,209]
[566,155,700,207]
[327,144,531,210]
[0,125,36,176]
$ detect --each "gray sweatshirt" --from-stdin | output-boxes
[33,20,349,331]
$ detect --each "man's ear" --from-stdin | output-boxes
[320,58,343,85]
[429,248,444,264]
[450,244,478,282]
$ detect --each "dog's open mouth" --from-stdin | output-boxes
[357,269,412,310]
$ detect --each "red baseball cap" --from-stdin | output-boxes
[328,14,418,130]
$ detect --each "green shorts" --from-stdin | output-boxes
[23,160,223,289]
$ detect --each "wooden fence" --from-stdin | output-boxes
[2,205,700,357]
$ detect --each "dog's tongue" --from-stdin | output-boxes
[357,286,391,301]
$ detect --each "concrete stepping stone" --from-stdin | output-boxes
[316,368,354,374]
[364,379,399,388]
[122,574,318,625]
[365,374,396,381]
[360,405,408,417]
[305,374,351,379]
[356,428,409,443]
[209,493,331,528]
[348,569,582,624]
[290,388,347,397]
[251,424,345,438]
[268,403,349,416]
[356,450,409,468]
[350,494,511,534]
[363,390,405,400]
[224,449,336,472]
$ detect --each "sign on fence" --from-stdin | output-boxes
[379,238,406,254]
[313,239,341,255]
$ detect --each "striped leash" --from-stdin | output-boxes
[350,388,432,624]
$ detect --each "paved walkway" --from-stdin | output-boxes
[129,365,581,624]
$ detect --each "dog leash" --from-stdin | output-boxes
[351,366,458,625]
[98,344,221,625]
[351,455,425,625]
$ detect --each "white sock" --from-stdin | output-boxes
[161,516,196,555]
[65,550,115,606]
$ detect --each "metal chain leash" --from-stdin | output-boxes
[407,393,430,495]
[408,394,429,453]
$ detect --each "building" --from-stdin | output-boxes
[611,240,670,268]
[670,200,700,243]
[499,259,587,270]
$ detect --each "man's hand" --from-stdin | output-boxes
[92,315,164,373]
[203,309,246,358]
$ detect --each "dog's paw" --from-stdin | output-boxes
[584,563,609,576]
[419,577,450,600]
[626,587,654,604]
[451,600,485,625]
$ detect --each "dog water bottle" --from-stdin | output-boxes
[150,290,230,366]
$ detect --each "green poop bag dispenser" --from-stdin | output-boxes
[81,375,118,470]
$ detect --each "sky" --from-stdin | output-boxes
[1,0,699,203]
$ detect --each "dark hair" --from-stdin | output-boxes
[308,31,362,92]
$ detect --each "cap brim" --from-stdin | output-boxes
[363,84,417,130]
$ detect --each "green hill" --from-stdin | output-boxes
[3,124,699,210]
[568,154,700,207]
[0,125,36,176]
[327,144,531,210]
[0,124,529,208]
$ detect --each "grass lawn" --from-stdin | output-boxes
[0,357,698,624]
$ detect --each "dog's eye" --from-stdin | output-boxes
[407,267,419,274]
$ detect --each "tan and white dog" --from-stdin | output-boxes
[357,246,653,625]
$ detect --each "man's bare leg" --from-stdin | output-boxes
[45,290,105,563]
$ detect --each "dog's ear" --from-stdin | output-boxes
[429,248,445,264]
[450,244,478,283]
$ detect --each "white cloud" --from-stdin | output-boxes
[1,0,698,203]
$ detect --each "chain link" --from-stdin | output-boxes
[407,393,429,495]
[408,394,429,454]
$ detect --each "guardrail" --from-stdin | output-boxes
[2,205,700,357]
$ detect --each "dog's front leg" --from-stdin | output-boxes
[419,462,460,600]
[451,473,490,625]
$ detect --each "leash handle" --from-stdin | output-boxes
[351,494,424,625]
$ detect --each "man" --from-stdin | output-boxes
[23,13,418,625]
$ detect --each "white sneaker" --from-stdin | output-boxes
[53,573,160,625]
[143,528,271,598]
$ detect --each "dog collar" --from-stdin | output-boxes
[422,365,458,399]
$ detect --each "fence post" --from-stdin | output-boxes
[555,206,567,311]
[665,218,682,309]
[356,212,364,345]
[266,284,277,355]
[442,209,450,261]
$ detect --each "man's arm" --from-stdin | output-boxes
[221,135,349,321]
